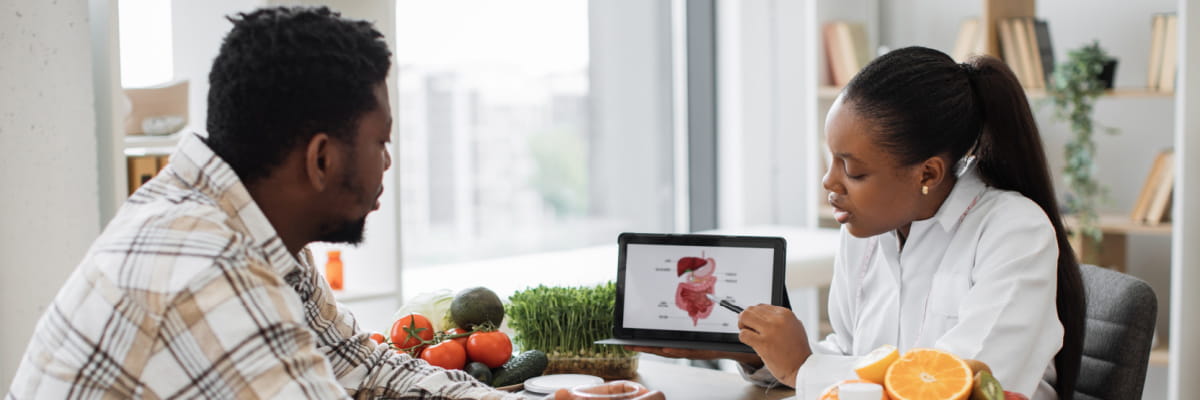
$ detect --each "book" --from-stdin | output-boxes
[1032,19,1055,87]
[847,23,870,74]
[823,21,870,87]
[997,19,1028,87]
[1144,150,1175,224]
[823,23,845,86]
[1147,14,1167,90]
[1019,18,1046,89]
[1130,150,1169,222]
[951,18,982,62]
[1158,14,1178,91]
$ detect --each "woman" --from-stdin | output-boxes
[630,46,1084,400]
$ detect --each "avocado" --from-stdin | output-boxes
[450,287,505,330]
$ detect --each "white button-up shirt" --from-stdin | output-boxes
[770,168,1063,399]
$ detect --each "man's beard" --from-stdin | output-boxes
[316,216,367,245]
[316,155,372,246]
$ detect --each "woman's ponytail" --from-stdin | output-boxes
[967,56,1085,400]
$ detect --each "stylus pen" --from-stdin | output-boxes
[705,293,744,314]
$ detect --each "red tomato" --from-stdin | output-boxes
[420,340,467,370]
[443,328,470,348]
[466,331,513,368]
[390,313,434,353]
[369,332,386,345]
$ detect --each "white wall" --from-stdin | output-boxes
[0,0,100,389]
[1169,0,1199,397]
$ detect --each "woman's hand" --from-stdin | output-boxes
[546,380,665,400]
[737,304,813,386]
[621,346,763,368]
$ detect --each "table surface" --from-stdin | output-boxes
[515,360,796,400]
[632,360,796,400]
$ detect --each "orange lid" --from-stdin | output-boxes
[327,250,341,259]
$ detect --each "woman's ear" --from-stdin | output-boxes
[305,133,332,192]
[920,156,949,192]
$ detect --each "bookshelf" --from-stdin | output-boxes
[1066,213,1171,273]
[123,131,181,157]
[1024,88,1175,99]
[121,132,181,195]
[809,0,1183,379]
[818,86,1174,101]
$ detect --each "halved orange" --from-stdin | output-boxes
[883,348,973,400]
[854,344,899,384]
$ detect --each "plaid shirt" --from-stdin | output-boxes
[8,133,521,400]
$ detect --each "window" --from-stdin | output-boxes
[118,0,173,88]
[395,0,679,283]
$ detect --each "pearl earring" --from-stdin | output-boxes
[922,185,929,195]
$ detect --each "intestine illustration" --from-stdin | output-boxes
[674,252,717,326]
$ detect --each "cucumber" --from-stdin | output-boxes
[491,350,549,387]
[465,362,492,384]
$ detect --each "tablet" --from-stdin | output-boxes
[597,232,788,353]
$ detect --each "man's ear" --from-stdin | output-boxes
[305,133,333,192]
[919,156,948,191]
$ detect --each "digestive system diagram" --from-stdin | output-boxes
[674,252,717,326]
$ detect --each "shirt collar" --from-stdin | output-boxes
[930,165,987,232]
[170,132,302,276]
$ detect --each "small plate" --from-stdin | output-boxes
[523,374,604,394]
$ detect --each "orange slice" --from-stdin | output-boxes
[883,348,973,400]
[854,344,899,384]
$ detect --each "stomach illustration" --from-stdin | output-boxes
[674,253,716,326]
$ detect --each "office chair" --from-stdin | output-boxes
[1074,264,1158,400]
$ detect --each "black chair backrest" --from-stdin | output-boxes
[1074,264,1158,400]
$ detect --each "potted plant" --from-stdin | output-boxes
[1047,41,1119,242]
[505,282,638,380]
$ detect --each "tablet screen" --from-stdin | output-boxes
[613,233,787,345]
[622,243,776,333]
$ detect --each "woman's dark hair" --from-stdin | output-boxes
[843,46,1085,399]
[205,6,392,185]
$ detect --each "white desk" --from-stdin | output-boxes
[699,225,841,288]
[511,359,796,399]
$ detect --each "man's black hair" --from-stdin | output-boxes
[205,6,391,185]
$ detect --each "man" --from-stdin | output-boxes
[8,7,659,400]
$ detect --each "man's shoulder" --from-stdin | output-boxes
[103,195,246,251]
[88,194,264,296]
